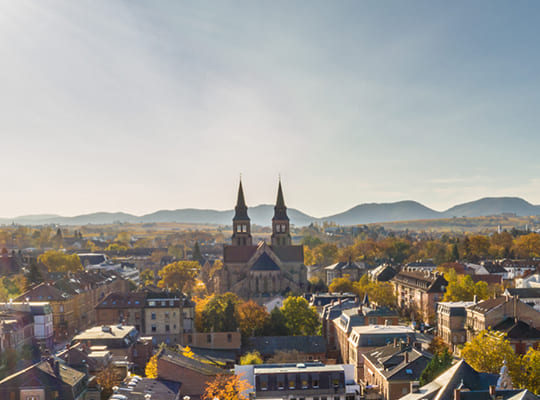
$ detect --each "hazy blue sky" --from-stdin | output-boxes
[1,1,540,217]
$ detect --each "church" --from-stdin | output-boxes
[216,180,307,300]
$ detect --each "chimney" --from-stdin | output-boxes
[454,388,461,400]
[489,385,496,397]
[54,361,60,376]
[405,351,409,363]
[394,337,398,348]
[473,295,478,304]
[410,381,420,393]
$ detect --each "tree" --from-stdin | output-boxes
[37,251,83,273]
[140,269,155,286]
[328,277,354,293]
[96,365,124,400]
[427,336,449,356]
[200,293,241,332]
[240,351,263,365]
[192,241,204,265]
[145,354,158,378]
[514,233,540,259]
[157,261,200,293]
[202,373,252,400]
[25,260,44,289]
[461,329,515,374]
[281,296,320,336]
[512,347,540,394]
[419,349,452,386]
[237,300,269,338]
[182,345,194,358]
[263,307,289,336]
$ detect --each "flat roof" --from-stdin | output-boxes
[255,365,344,374]
[72,325,136,341]
[350,325,415,335]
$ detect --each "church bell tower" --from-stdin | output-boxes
[232,179,252,246]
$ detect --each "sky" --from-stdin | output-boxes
[1,1,540,218]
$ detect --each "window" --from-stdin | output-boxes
[277,374,285,389]
[334,397,340,400]
[227,333,232,343]
[207,334,212,343]
[312,374,319,388]
[151,312,156,320]
[162,301,166,306]
[151,324,156,332]
[59,305,64,313]
[332,373,340,388]
[165,325,170,332]
[188,335,192,343]
[289,374,296,389]
[165,312,170,319]
[149,301,155,306]
[260,375,268,391]
[169,300,174,306]
[301,374,308,389]
[402,387,408,394]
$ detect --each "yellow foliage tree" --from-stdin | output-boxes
[182,345,194,358]
[145,354,158,378]
[202,373,252,400]
[38,250,83,273]
[157,261,200,293]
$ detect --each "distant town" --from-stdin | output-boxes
[1,181,540,400]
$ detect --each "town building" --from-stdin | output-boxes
[362,341,431,400]
[325,259,367,285]
[235,362,360,400]
[436,301,476,352]
[0,357,100,400]
[109,375,181,400]
[217,181,306,300]
[245,336,327,362]
[391,269,447,325]
[0,301,54,350]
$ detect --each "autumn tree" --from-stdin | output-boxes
[512,347,540,394]
[427,336,449,356]
[281,296,320,336]
[240,351,263,365]
[328,277,354,293]
[237,300,269,338]
[37,251,83,273]
[157,261,200,293]
[513,233,540,259]
[461,329,516,374]
[262,307,289,336]
[96,365,124,400]
[202,373,252,400]
[199,293,241,332]
[145,354,158,378]
[140,269,155,286]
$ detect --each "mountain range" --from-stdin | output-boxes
[1,197,540,227]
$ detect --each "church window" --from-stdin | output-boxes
[276,224,280,233]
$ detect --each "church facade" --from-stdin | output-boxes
[216,181,306,300]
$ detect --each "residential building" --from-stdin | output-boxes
[0,301,54,350]
[0,309,34,353]
[504,287,540,311]
[362,342,431,400]
[95,292,146,332]
[155,347,229,399]
[347,325,415,382]
[144,292,183,346]
[0,357,100,400]
[325,259,367,285]
[235,362,360,400]
[109,375,181,400]
[436,301,476,352]
[392,269,447,325]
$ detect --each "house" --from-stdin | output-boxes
[362,341,431,400]
[369,265,398,282]
[155,347,229,399]
[0,301,54,350]
[465,296,540,344]
[436,301,476,352]
[392,269,447,325]
[309,292,358,313]
[325,259,367,285]
[235,362,360,400]
[0,357,100,400]
[95,292,146,333]
[245,336,327,362]
[0,309,34,353]
[71,325,152,370]
[504,287,540,311]
[492,318,540,355]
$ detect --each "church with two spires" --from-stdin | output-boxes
[216,180,307,300]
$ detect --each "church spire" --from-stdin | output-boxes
[271,178,291,246]
[273,179,289,221]
[232,178,252,246]
[233,179,249,221]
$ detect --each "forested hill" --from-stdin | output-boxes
[1,197,539,227]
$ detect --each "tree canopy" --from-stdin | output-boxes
[157,261,200,293]
[37,251,83,273]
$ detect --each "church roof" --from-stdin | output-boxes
[223,245,258,263]
[251,253,280,271]
[272,245,304,263]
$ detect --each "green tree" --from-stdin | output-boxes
[157,261,200,293]
[281,296,320,336]
[38,251,83,273]
[328,277,354,293]
[419,349,452,386]
[192,241,204,265]
[263,307,289,336]
[200,293,241,332]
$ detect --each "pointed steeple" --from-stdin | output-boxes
[273,179,289,221]
[233,179,249,221]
